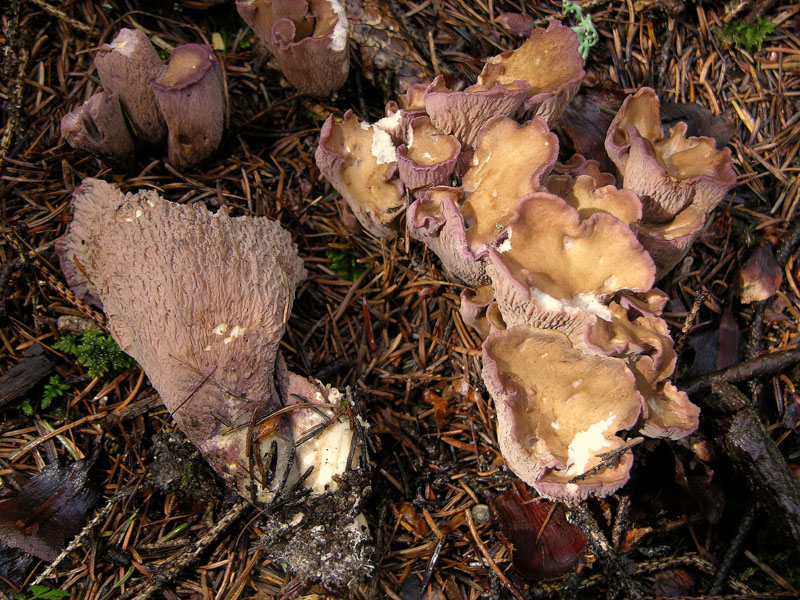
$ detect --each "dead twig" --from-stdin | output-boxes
[683,347,800,395]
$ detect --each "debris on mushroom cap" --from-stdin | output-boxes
[237,0,349,97]
[407,186,489,286]
[423,75,530,147]
[56,178,312,502]
[315,110,406,238]
[484,192,656,339]
[638,204,706,278]
[150,44,226,170]
[482,326,643,501]
[461,116,558,253]
[478,20,585,126]
[61,91,135,162]
[736,243,783,304]
[605,87,737,224]
[396,115,461,190]
[94,28,167,145]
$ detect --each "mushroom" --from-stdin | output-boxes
[638,204,706,277]
[315,110,406,238]
[484,192,656,343]
[150,44,226,170]
[94,28,167,145]
[461,116,558,254]
[423,75,530,147]
[61,91,135,162]
[482,326,644,501]
[236,0,349,97]
[477,20,585,126]
[396,115,461,191]
[605,87,737,224]
[460,285,506,338]
[55,178,355,503]
[736,243,783,304]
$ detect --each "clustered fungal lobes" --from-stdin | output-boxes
[315,20,735,501]
[61,28,226,170]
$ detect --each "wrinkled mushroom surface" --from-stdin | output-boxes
[56,179,350,503]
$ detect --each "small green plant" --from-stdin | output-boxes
[562,0,598,60]
[326,248,367,282]
[19,375,71,416]
[12,585,71,600]
[53,330,133,379]
[715,16,775,52]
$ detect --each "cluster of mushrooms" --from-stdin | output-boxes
[61,28,226,169]
[315,21,737,501]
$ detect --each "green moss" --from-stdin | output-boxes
[715,16,776,53]
[53,330,133,379]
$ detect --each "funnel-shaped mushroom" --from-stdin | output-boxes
[55,179,355,503]
[94,28,167,145]
[61,91,134,162]
[396,115,461,191]
[407,186,489,285]
[478,21,584,125]
[316,110,406,238]
[483,326,643,501]
[485,193,655,343]
[150,44,226,170]
[605,88,737,223]
[237,0,349,97]
[638,204,706,277]
[460,285,506,338]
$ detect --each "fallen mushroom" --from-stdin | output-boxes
[236,0,349,97]
[56,178,371,585]
[60,91,135,163]
[150,43,227,170]
[94,28,167,145]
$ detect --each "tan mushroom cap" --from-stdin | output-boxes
[57,178,307,503]
[461,116,558,252]
[482,326,643,501]
[488,193,655,302]
[460,285,506,338]
[397,115,461,190]
[478,20,584,125]
[606,88,736,223]
[639,381,700,440]
[316,111,405,238]
[638,204,706,278]
[423,75,530,147]
[546,173,643,229]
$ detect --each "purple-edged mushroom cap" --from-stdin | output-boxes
[315,110,406,238]
[461,116,558,254]
[237,0,349,97]
[605,88,737,223]
[460,285,506,338]
[478,21,585,126]
[423,75,530,147]
[485,193,656,341]
[638,204,706,278]
[56,178,309,502]
[61,91,134,162]
[94,28,167,145]
[482,326,644,501]
[407,186,488,285]
[546,172,642,230]
[150,44,226,170]
[396,115,461,190]
[638,381,700,440]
